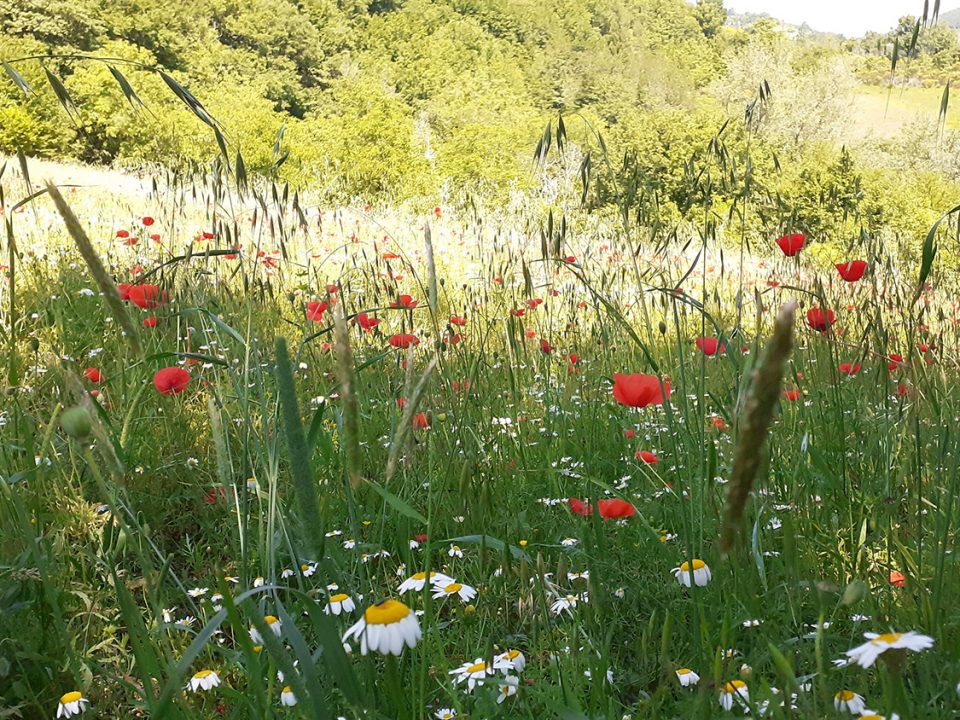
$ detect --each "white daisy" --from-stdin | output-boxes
[434,709,458,719]
[497,675,520,703]
[834,690,866,714]
[186,669,221,692]
[341,599,421,655]
[496,649,526,672]
[56,691,88,718]
[676,668,700,687]
[448,658,504,691]
[280,686,297,706]
[249,615,282,644]
[672,559,711,587]
[550,594,582,615]
[432,581,477,602]
[187,587,208,598]
[844,631,934,668]
[397,571,454,594]
[325,593,357,615]
[448,544,464,558]
[718,679,749,711]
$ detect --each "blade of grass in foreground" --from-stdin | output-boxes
[720,301,796,556]
[46,181,143,358]
[275,336,326,560]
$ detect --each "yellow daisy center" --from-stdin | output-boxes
[677,668,692,675]
[504,650,521,660]
[329,593,349,603]
[871,632,902,644]
[466,661,488,674]
[264,615,278,625]
[301,564,309,571]
[282,686,292,694]
[444,583,462,593]
[861,716,882,720]
[194,670,213,679]
[836,690,855,701]
[723,680,746,693]
[679,559,705,571]
[253,645,263,653]
[60,692,83,704]
[364,599,411,625]
[411,571,429,580]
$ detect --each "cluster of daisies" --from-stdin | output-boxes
[668,630,937,717]
[448,648,526,704]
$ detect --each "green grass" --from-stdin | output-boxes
[1,156,960,720]
[848,84,960,139]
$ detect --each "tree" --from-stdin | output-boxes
[694,0,726,38]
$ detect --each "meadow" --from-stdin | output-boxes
[1,136,959,720]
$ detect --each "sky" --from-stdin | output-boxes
[724,0,960,37]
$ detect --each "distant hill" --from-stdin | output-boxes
[941,7,960,28]
[725,10,843,42]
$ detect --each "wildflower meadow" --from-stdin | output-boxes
[4,3,960,719]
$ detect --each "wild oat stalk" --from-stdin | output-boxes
[46,181,143,358]
[385,355,438,484]
[333,300,363,489]
[720,301,797,555]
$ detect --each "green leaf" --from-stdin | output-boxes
[2,62,32,95]
[366,479,427,524]
[444,534,529,560]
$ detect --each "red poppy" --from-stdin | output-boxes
[414,533,428,543]
[382,252,400,260]
[143,316,158,328]
[835,260,867,282]
[355,313,380,331]
[888,354,903,371]
[889,570,906,587]
[539,339,552,354]
[510,308,525,317]
[775,233,805,257]
[568,353,579,365]
[710,416,727,430]
[526,298,543,310]
[565,255,577,263]
[896,383,909,396]
[623,429,636,439]
[116,229,130,239]
[392,295,418,308]
[434,206,442,218]
[838,362,861,375]
[389,333,420,349]
[123,236,138,246]
[568,497,593,516]
[142,216,154,226]
[612,373,670,408]
[203,485,227,505]
[597,498,636,519]
[412,412,430,430]
[150,234,160,242]
[84,367,105,383]
[444,332,462,345]
[125,284,167,309]
[636,450,658,464]
[396,397,406,409]
[806,307,835,333]
[306,301,327,323]
[695,337,725,356]
[450,315,467,327]
[153,366,190,395]
[783,388,801,401]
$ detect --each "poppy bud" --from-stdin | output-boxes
[841,579,868,606]
[658,321,667,335]
[61,406,92,439]
[435,412,447,422]
[29,337,40,352]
